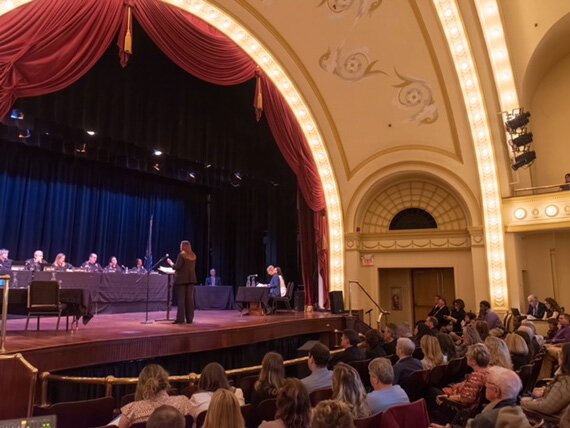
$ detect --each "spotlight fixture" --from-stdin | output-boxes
[86,130,96,136]
[10,109,24,120]
[153,149,162,156]
[511,151,536,170]
[75,143,87,154]
[18,129,31,139]
[204,163,212,169]
[152,163,161,172]
[233,172,242,180]
[504,110,530,133]
[188,171,197,179]
[510,132,533,149]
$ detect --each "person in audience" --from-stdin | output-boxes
[119,364,191,428]
[420,335,445,369]
[301,342,332,394]
[367,357,409,414]
[432,366,531,428]
[521,343,570,418]
[132,258,147,274]
[275,266,287,297]
[518,324,541,355]
[146,405,185,428]
[392,337,423,386]
[413,321,436,346]
[104,256,124,273]
[527,294,547,319]
[52,253,73,271]
[188,362,244,420]
[445,299,466,334]
[488,327,505,338]
[439,344,490,405]
[545,297,562,320]
[478,300,502,330]
[505,333,530,370]
[260,378,310,428]
[25,250,46,271]
[546,318,560,341]
[204,268,221,286]
[560,173,570,191]
[0,248,12,274]
[329,329,365,368]
[463,311,477,328]
[429,297,450,328]
[437,333,457,362]
[81,253,102,272]
[484,336,513,369]
[202,388,244,428]
[396,322,413,339]
[252,352,285,406]
[311,400,355,428]
[364,329,386,359]
[331,363,371,419]
[474,320,489,341]
[382,323,399,356]
[426,316,440,334]
[428,295,442,317]
[549,313,570,344]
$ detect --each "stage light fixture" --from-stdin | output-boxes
[511,132,533,148]
[188,171,197,179]
[204,163,212,169]
[86,130,96,136]
[152,163,161,172]
[153,149,162,156]
[233,172,242,180]
[505,110,530,132]
[10,109,24,120]
[18,129,31,139]
[511,151,536,170]
[75,143,87,154]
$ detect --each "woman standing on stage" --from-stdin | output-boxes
[167,240,197,324]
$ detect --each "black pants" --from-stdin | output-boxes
[175,283,195,323]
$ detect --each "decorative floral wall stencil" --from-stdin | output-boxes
[392,70,439,125]
[319,45,386,81]
[317,0,382,19]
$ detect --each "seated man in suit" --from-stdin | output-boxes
[81,253,103,273]
[392,337,423,386]
[205,268,221,286]
[527,294,547,319]
[0,248,12,274]
[329,329,366,368]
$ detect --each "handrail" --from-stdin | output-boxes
[39,349,344,406]
[347,280,390,330]
[513,182,570,195]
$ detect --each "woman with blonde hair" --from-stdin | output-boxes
[505,333,530,370]
[260,378,311,428]
[252,352,285,406]
[118,364,191,427]
[420,335,445,369]
[202,389,244,428]
[456,325,482,357]
[167,240,198,324]
[484,336,513,369]
[332,363,371,419]
[188,362,244,420]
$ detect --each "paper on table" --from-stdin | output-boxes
[158,266,175,274]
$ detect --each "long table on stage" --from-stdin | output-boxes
[7,271,168,314]
[235,286,270,314]
[194,286,234,310]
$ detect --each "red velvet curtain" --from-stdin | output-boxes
[0,0,329,304]
[0,0,123,120]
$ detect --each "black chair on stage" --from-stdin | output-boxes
[272,282,295,312]
[25,280,68,331]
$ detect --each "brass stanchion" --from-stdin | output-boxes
[0,275,10,353]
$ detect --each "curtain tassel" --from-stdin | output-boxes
[254,69,263,122]
[124,7,133,55]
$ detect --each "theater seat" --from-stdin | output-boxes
[33,396,115,428]
[380,399,430,428]
[129,414,193,428]
[354,411,382,428]
[309,388,333,407]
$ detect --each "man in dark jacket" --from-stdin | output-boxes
[392,337,423,386]
[527,294,547,319]
[329,329,365,368]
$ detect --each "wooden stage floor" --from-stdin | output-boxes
[1,310,346,373]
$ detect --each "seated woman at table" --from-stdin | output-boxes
[131,258,147,274]
[104,256,124,273]
[52,253,73,271]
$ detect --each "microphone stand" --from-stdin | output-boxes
[140,254,169,325]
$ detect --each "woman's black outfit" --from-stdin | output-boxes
[449,308,466,333]
[172,253,197,324]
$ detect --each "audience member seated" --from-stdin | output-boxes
[367,357,409,414]
[118,364,191,428]
[544,297,562,320]
[429,296,451,328]
[474,320,489,341]
[521,343,570,419]
[527,294,547,319]
[0,248,12,274]
[439,344,490,405]
[426,316,440,335]
[331,363,371,419]
[463,311,477,328]
[301,342,332,394]
[546,318,560,341]
[445,299,466,334]
[260,378,311,428]
[188,362,245,420]
[311,400,355,428]
[505,333,530,371]
[202,388,244,428]
[478,300,502,330]
[432,366,531,428]
[420,335,444,370]
[518,324,541,355]
[484,336,513,370]
[454,326,482,358]
[392,337,423,386]
[364,329,386,359]
[252,352,285,406]
[396,323,413,339]
[382,323,399,356]
[413,322,436,346]
[548,313,570,344]
[437,333,457,362]
[329,329,366,368]
[146,405,185,428]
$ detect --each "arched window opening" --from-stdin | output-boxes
[389,208,437,230]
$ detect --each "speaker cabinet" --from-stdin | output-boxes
[329,290,345,314]
[294,290,305,311]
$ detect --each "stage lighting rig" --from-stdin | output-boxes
[503,107,536,171]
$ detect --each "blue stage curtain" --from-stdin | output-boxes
[0,142,205,268]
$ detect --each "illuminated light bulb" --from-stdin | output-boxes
[486,3,497,15]
[261,55,270,64]
[455,44,464,54]
[281,81,290,89]
[236,31,246,40]
[299,110,308,117]
[322,168,331,177]
[444,8,452,17]
[513,208,526,220]
[545,205,559,217]
[461,62,469,70]
[222,19,231,28]
[208,9,218,19]
[305,123,314,132]
[491,234,499,243]
[466,79,474,87]
[480,148,489,157]
[249,43,259,52]
[469,96,478,105]
[310,138,319,146]
[193,2,202,10]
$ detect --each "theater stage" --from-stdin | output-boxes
[1,310,347,373]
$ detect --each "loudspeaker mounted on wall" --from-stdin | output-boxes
[329,290,345,314]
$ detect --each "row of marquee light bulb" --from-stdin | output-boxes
[166,0,345,287]
[513,205,569,221]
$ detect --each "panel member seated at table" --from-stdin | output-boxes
[204,268,221,286]
[257,265,280,313]
[25,250,46,271]
[104,256,124,273]
[52,253,73,272]
[0,248,12,274]
[80,253,103,272]
[131,258,147,274]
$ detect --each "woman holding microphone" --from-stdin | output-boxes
[167,240,197,324]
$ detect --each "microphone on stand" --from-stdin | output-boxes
[248,274,258,278]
